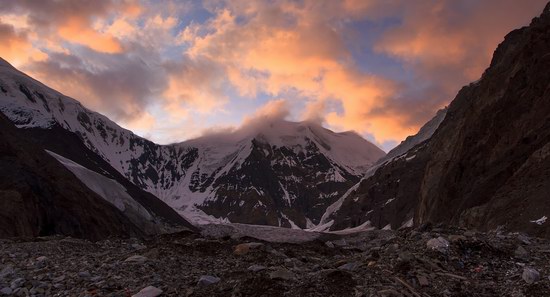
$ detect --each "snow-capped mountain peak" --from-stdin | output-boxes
[0,58,385,228]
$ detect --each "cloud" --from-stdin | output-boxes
[0,21,46,66]
[372,0,548,128]
[241,99,290,126]
[26,50,167,122]
[0,0,547,146]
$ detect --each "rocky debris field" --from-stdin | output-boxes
[1,225,550,297]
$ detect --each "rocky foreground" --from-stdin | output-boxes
[0,225,549,297]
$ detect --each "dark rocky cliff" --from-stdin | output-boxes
[0,114,143,240]
[333,3,550,237]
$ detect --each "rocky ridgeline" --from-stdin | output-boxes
[1,226,549,297]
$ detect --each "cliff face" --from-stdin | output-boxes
[333,3,550,237]
[0,113,145,240]
[417,3,550,236]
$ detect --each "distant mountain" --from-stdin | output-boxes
[330,3,550,237]
[0,58,385,228]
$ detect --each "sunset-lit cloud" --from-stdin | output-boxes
[0,0,546,150]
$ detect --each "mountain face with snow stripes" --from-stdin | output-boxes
[0,58,385,228]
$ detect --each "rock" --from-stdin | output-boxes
[132,286,163,297]
[197,275,220,286]
[522,267,540,284]
[448,235,467,242]
[0,265,14,279]
[0,287,12,295]
[332,239,348,247]
[514,245,529,259]
[338,262,361,271]
[325,241,335,248]
[386,243,399,253]
[10,278,24,290]
[131,243,147,250]
[269,268,295,281]
[234,242,263,255]
[517,234,532,245]
[426,237,449,253]
[51,275,65,283]
[125,255,148,264]
[417,275,430,287]
[35,256,48,268]
[248,265,266,272]
[463,231,475,237]
[78,271,91,278]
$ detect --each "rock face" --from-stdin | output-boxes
[0,113,144,240]
[0,58,384,228]
[332,3,550,237]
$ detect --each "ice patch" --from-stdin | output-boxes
[530,216,547,225]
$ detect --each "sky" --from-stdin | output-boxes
[0,0,547,151]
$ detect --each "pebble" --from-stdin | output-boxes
[234,242,263,255]
[132,286,163,297]
[338,262,361,271]
[10,278,24,290]
[269,267,295,281]
[197,275,220,286]
[514,245,529,259]
[78,271,91,278]
[125,255,148,264]
[0,287,12,295]
[0,265,14,279]
[426,237,449,253]
[417,275,430,287]
[325,241,335,248]
[522,267,540,284]
[248,264,266,272]
[131,243,147,251]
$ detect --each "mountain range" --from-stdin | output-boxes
[1,2,550,239]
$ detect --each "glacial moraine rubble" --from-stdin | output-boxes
[1,225,550,297]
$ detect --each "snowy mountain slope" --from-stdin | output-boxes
[0,57,385,228]
[46,150,166,234]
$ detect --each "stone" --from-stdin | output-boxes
[517,234,532,245]
[35,256,48,268]
[514,245,529,259]
[248,265,266,272]
[131,243,147,250]
[124,255,148,264]
[197,275,220,286]
[386,244,399,253]
[10,278,24,290]
[234,242,263,255]
[417,275,430,287]
[463,231,475,237]
[332,239,348,247]
[269,268,295,281]
[426,237,450,253]
[325,241,335,248]
[0,265,14,279]
[132,286,163,297]
[338,262,361,271]
[522,268,540,284]
[448,235,467,242]
[78,271,91,278]
[0,287,12,295]
[51,275,65,283]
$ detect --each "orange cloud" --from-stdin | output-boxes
[0,22,47,67]
[58,17,123,53]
